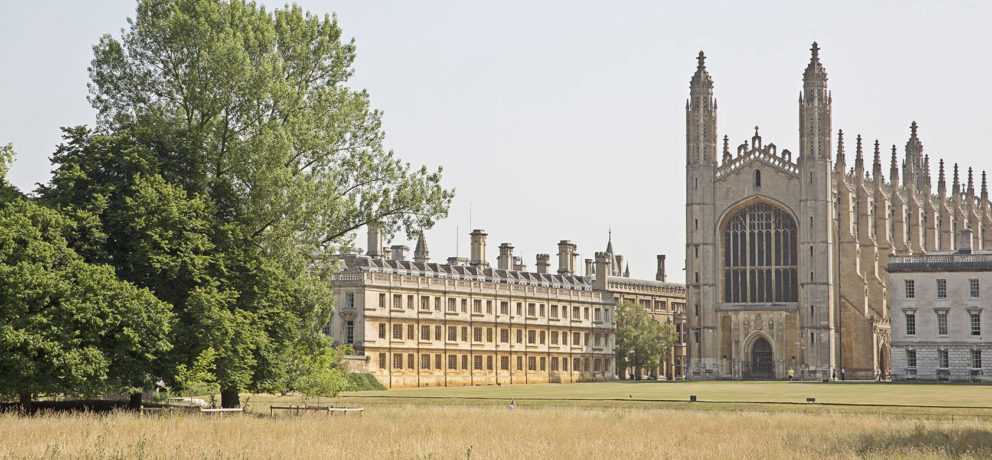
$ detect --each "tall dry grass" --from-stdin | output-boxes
[1,405,991,459]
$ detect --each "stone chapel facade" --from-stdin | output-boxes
[685,43,992,380]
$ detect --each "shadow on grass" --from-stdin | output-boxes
[854,427,992,458]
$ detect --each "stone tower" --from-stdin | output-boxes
[685,51,719,374]
[797,42,837,376]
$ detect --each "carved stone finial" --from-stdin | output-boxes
[968,167,975,195]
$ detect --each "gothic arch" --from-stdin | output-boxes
[718,196,799,304]
[742,331,776,379]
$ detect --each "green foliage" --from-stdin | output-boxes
[174,347,219,397]
[614,301,677,379]
[0,143,21,205]
[56,0,454,407]
[0,199,173,402]
[283,341,350,401]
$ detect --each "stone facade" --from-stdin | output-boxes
[888,232,991,382]
[327,227,688,388]
[685,42,992,380]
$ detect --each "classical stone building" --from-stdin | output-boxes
[889,230,991,382]
[327,226,687,387]
[685,42,992,380]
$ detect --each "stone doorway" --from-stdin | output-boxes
[749,337,774,379]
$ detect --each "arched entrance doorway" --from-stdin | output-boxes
[749,337,774,379]
[878,343,890,380]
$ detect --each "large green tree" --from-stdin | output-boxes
[60,0,452,407]
[0,199,173,408]
[0,144,21,205]
[615,301,677,380]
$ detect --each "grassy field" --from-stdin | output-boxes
[346,380,992,408]
[3,405,992,459]
[4,382,992,459]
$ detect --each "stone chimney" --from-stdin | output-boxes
[498,243,514,270]
[557,240,577,274]
[536,254,551,274]
[512,256,526,272]
[447,256,468,266]
[656,254,667,282]
[470,229,488,267]
[958,228,974,254]
[390,245,408,262]
[614,255,624,276]
[584,258,595,277]
[367,223,383,258]
[594,252,609,290]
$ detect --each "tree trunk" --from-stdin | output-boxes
[18,391,32,414]
[221,387,241,408]
[128,392,143,410]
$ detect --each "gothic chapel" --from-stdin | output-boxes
[685,43,991,380]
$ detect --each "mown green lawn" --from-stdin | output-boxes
[345,380,992,408]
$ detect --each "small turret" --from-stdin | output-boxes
[938,159,947,197]
[889,145,900,188]
[953,163,961,196]
[982,171,989,203]
[968,167,976,197]
[835,130,846,173]
[722,135,731,163]
[872,140,882,182]
[854,134,865,181]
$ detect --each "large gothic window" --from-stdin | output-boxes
[722,203,798,303]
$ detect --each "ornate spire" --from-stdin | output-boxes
[803,42,828,82]
[835,130,846,172]
[605,228,614,255]
[872,140,882,180]
[722,135,731,162]
[938,159,946,196]
[690,51,713,90]
[982,171,989,202]
[923,155,931,189]
[953,163,961,195]
[968,167,975,196]
[854,134,864,172]
[905,121,924,170]
[889,145,900,187]
[623,263,630,278]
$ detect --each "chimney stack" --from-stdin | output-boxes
[367,223,383,258]
[584,258,595,277]
[656,254,667,282]
[390,245,408,262]
[470,229,488,267]
[594,252,609,290]
[557,240,577,274]
[498,243,514,270]
[536,254,550,274]
[512,256,526,272]
[958,228,974,254]
[614,255,624,276]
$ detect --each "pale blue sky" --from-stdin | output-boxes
[3,1,991,281]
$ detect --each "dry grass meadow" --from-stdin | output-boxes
[2,404,992,459]
[3,382,992,459]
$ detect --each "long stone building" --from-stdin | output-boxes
[685,42,992,380]
[327,226,686,387]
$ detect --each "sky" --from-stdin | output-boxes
[2,1,991,282]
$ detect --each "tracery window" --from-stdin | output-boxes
[723,202,798,303]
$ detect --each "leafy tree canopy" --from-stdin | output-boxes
[0,199,173,405]
[614,301,677,379]
[33,0,454,407]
